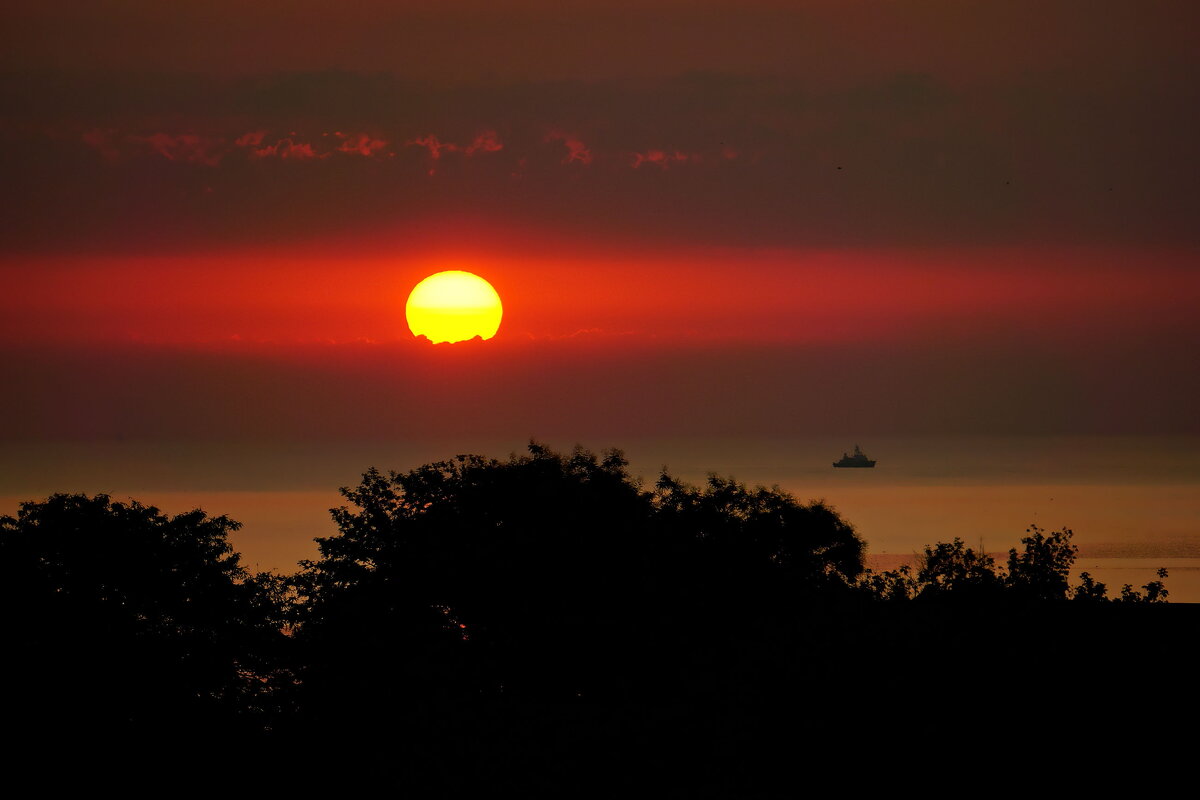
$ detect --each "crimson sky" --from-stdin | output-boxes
[2,1,1198,440]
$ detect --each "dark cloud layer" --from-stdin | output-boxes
[3,2,1198,253]
[2,67,1196,254]
[6,1,1195,84]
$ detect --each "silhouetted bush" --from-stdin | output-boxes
[860,524,1169,604]
[917,537,1003,599]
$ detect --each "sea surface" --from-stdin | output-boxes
[3,435,1198,600]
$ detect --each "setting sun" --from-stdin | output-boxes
[405,270,503,343]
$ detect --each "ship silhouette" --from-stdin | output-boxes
[833,444,876,468]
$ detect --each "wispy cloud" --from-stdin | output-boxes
[407,134,459,160]
[130,133,225,166]
[252,138,324,160]
[336,132,389,157]
[465,130,503,156]
[631,149,692,169]
[234,130,268,148]
[546,130,592,165]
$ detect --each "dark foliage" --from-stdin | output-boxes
[861,524,1170,604]
[283,443,871,789]
[2,447,1191,793]
[291,443,866,705]
[917,537,1003,599]
[1006,524,1078,600]
[0,493,293,785]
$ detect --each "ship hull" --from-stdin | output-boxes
[832,461,876,468]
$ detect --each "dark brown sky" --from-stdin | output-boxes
[5,0,1198,252]
[7,1,1195,82]
[2,1,1197,439]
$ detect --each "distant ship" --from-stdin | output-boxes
[833,445,876,468]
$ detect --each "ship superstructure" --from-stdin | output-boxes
[833,445,876,468]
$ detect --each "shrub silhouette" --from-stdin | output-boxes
[860,524,1170,604]
[1117,567,1170,603]
[917,537,1002,599]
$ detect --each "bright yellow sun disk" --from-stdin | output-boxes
[406,270,503,343]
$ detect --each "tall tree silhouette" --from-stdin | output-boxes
[289,442,868,787]
[295,443,867,692]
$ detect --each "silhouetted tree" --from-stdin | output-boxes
[285,442,870,790]
[1005,524,1077,600]
[0,493,290,743]
[293,445,862,697]
[2,460,1189,793]
[916,537,1002,599]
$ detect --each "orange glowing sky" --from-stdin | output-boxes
[4,243,1196,347]
[2,0,1198,442]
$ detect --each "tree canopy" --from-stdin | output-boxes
[0,493,289,742]
[291,443,868,705]
[0,447,1185,793]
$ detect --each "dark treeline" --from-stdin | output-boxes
[2,443,1194,793]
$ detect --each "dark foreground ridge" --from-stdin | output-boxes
[2,443,1195,793]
